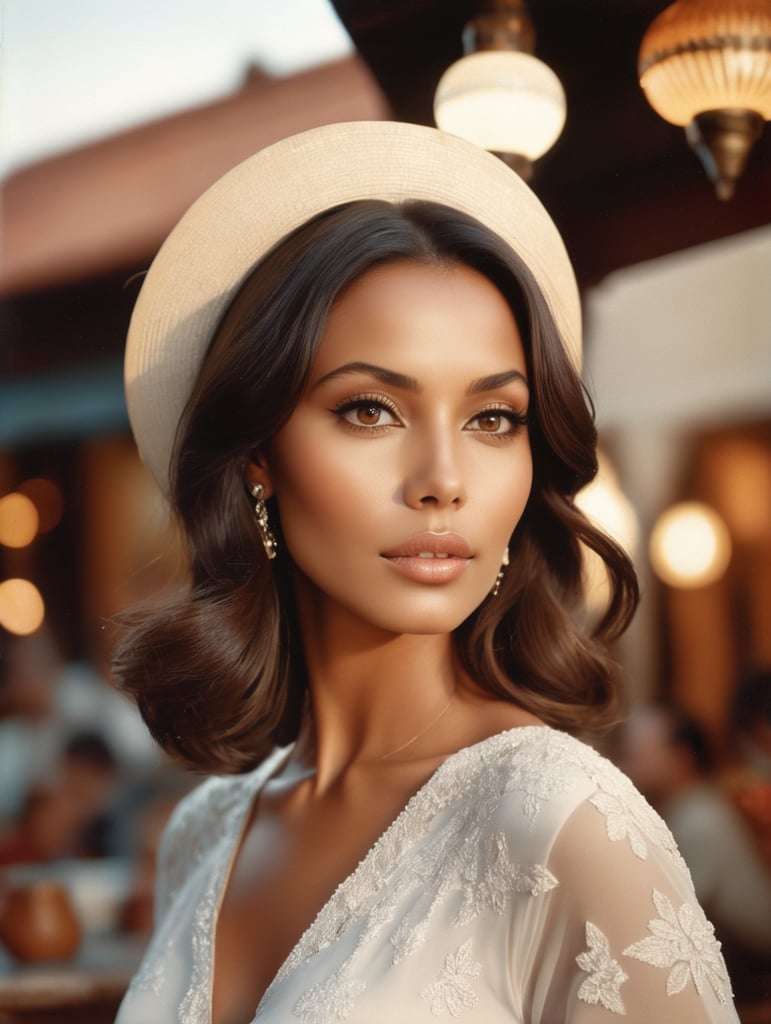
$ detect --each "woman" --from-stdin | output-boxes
[114,122,738,1023]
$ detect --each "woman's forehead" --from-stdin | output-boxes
[310,260,527,385]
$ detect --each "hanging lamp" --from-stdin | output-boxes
[638,0,771,200]
[433,0,566,181]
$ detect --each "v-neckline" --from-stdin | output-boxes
[207,724,552,1023]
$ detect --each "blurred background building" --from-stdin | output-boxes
[3,0,769,748]
[0,0,770,1019]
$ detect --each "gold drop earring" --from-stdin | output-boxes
[491,547,510,597]
[250,483,278,560]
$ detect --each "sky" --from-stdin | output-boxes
[0,0,353,178]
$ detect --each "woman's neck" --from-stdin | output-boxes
[293,590,465,791]
[291,580,544,792]
[305,635,464,790]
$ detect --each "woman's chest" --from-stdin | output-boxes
[211,808,552,1024]
[211,773,446,1024]
[118,732,576,1024]
[212,900,528,1024]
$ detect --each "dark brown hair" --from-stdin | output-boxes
[112,200,638,773]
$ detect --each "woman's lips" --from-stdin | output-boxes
[381,533,473,584]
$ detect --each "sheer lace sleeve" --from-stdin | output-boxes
[150,782,209,924]
[151,774,246,924]
[150,749,289,927]
[528,797,739,1023]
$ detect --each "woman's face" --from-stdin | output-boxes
[250,259,533,636]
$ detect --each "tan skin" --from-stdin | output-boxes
[211,262,544,1024]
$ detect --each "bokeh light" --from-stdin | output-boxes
[17,477,64,534]
[649,502,732,588]
[576,454,639,554]
[576,452,639,612]
[0,492,40,548]
[0,578,46,635]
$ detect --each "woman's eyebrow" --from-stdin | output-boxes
[467,370,529,395]
[312,363,528,395]
[312,361,422,392]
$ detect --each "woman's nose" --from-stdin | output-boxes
[402,429,467,510]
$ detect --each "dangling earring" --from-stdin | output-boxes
[491,547,510,597]
[250,483,277,560]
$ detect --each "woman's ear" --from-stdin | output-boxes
[245,453,274,499]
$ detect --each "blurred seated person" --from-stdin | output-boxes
[119,790,180,935]
[0,627,159,828]
[0,626,62,823]
[620,703,771,1014]
[725,668,771,867]
[0,730,119,865]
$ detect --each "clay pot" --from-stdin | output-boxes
[0,881,82,961]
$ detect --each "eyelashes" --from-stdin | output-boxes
[468,408,529,437]
[332,394,401,430]
[331,394,528,439]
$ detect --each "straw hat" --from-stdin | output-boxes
[125,120,581,495]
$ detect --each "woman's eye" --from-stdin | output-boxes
[352,403,387,426]
[467,409,527,435]
[477,413,505,433]
[334,398,400,429]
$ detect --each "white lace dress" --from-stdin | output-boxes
[116,726,739,1023]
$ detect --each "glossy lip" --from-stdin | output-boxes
[381,532,473,559]
[381,532,473,584]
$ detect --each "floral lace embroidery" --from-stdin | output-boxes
[248,730,574,1019]
[273,728,575,992]
[179,873,226,1020]
[178,774,270,1018]
[128,884,184,997]
[624,889,732,1004]
[576,921,628,1015]
[124,727,720,1023]
[166,751,288,1018]
[160,771,255,909]
[292,967,366,1024]
[421,939,482,1017]
[456,831,557,925]
[590,790,660,860]
[589,780,683,864]
[504,735,583,825]
[272,731,699,1020]
[387,828,556,965]
[129,934,170,997]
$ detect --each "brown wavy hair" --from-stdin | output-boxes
[112,200,639,773]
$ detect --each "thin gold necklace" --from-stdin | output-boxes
[378,691,456,762]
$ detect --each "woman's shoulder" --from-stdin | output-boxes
[456,723,633,802]
[156,746,290,908]
[451,725,679,862]
[436,727,736,1018]
[163,773,248,853]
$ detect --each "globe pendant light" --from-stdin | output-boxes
[434,0,566,181]
[638,0,771,200]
